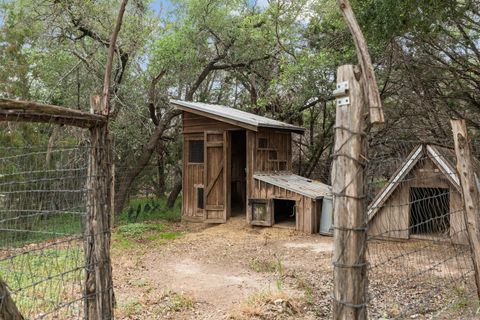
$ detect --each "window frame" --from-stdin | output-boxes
[258,137,268,149]
[188,139,204,164]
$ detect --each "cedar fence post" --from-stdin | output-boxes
[451,119,480,300]
[331,64,368,319]
[85,96,115,319]
[0,278,24,320]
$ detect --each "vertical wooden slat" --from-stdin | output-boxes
[182,135,187,218]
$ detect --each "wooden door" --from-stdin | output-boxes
[203,131,229,223]
[249,199,273,226]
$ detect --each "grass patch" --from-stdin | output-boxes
[449,285,471,311]
[112,222,183,249]
[295,276,314,305]
[116,196,182,226]
[119,298,143,317]
[230,289,299,319]
[117,223,165,236]
[0,245,84,318]
[155,291,195,315]
[249,258,278,273]
[0,212,83,248]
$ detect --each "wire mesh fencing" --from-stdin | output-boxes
[365,139,478,319]
[0,146,89,319]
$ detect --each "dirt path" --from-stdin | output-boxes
[112,217,333,319]
[112,217,476,319]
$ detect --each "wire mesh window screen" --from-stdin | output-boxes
[188,140,204,163]
[0,146,89,319]
[364,140,477,318]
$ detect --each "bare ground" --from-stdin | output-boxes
[112,217,478,319]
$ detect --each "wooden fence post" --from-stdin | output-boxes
[451,119,480,300]
[331,64,368,319]
[85,96,114,319]
[0,278,24,320]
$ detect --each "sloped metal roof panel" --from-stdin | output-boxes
[253,172,332,199]
[171,99,305,133]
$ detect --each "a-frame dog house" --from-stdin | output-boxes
[368,144,473,244]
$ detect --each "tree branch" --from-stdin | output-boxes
[102,0,129,115]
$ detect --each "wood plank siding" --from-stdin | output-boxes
[181,109,323,234]
[249,179,318,233]
[254,129,292,172]
[183,133,205,221]
[183,111,242,133]
[368,157,468,244]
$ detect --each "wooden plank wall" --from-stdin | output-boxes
[182,112,243,221]
[254,129,292,172]
[246,131,256,224]
[368,158,468,244]
[183,111,240,133]
[183,133,205,221]
[250,179,317,233]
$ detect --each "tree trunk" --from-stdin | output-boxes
[114,109,181,214]
[156,141,166,197]
[166,166,182,208]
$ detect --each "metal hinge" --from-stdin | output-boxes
[333,81,349,97]
[337,97,350,107]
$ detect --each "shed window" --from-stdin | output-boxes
[258,138,268,149]
[269,150,277,160]
[189,140,204,163]
[196,187,204,209]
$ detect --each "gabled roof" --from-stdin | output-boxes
[253,172,332,199]
[367,144,467,222]
[171,100,305,134]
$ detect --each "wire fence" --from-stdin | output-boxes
[365,138,478,319]
[0,146,89,319]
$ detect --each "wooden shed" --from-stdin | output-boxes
[367,144,474,245]
[172,100,332,233]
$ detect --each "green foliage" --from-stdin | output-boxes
[0,212,83,248]
[113,220,183,249]
[119,298,144,317]
[117,222,165,236]
[249,256,285,291]
[117,197,182,225]
[155,291,195,315]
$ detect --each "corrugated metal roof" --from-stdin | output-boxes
[171,100,305,133]
[253,173,332,199]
